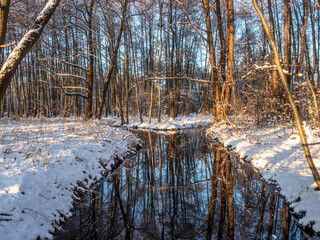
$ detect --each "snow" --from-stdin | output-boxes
[207,122,320,233]
[0,118,141,240]
[2,113,319,238]
[102,113,214,131]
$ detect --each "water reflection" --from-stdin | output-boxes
[55,129,310,240]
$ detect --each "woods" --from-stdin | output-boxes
[2,1,320,239]
[0,0,318,129]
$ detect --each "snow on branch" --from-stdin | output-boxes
[143,77,211,84]
[56,73,89,84]
[58,59,89,73]
[0,0,62,98]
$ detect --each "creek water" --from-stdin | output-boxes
[54,129,313,240]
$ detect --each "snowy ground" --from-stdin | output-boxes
[0,118,141,240]
[102,113,214,130]
[207,122,320,234]
[3,114,318,238]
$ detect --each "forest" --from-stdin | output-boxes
[0,0,319,125]
[1,0,320,239]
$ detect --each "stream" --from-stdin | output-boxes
[54,129,314,239]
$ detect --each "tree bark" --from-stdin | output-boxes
[283,0,292,88]
[85,0,95,119]
[0,0,11,55]
[224,0,235,116]
[0,0,61,99]
[202,0,220,119]
[267,0,280,98]
[215,0,226,82]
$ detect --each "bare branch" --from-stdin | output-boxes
[143,77,211,84]
[61,86,88,91]
[0,42,16,48]
[58,59,89,73]
[56,73,89,84]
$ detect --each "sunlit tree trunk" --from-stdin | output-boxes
[0,0,11,55]
[283,0,292,88]
[169,0,175,119]
[224,0,235,116]
[215,0,226,82]
[148,18,158,123]
[158,1,163,123]
[267,0,280,98]
[124,47,129,124]
[202,0,220,119]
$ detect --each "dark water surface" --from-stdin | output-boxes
[54,129,312,240]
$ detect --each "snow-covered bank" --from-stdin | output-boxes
[102,113,214,130]
[0,118,141,240]
[207,123,320,233]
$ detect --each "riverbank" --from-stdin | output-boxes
[207,122,320,235]
[0,118,141,240]
[104,113,214,130]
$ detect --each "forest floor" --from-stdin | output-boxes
[207,121,320,235]
[0,118,142,240]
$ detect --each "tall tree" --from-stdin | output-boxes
[224,0,235,116]
[283,0,292,87]
[85,0,95,119]
[96,0,128,119]
[202,0,220,119]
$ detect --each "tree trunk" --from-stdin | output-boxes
[169,0,175,119]
[85,0,95,119]
[224,0,235,116]
[96,0,127,119]
[215,0,226,82]
[0,0,11,55]
[202,0,219,119]
[283,0,292,88]
[267,0,280,98]
[0,0,61,99]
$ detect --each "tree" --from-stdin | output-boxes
[0,0,11,54]
[96,0,128,120]
[224,0,235,116]
[202,0,220,119]
[0,0,62,99]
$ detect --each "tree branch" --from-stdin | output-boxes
[56,73,89,84]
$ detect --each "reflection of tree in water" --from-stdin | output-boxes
[57,130,309,240]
